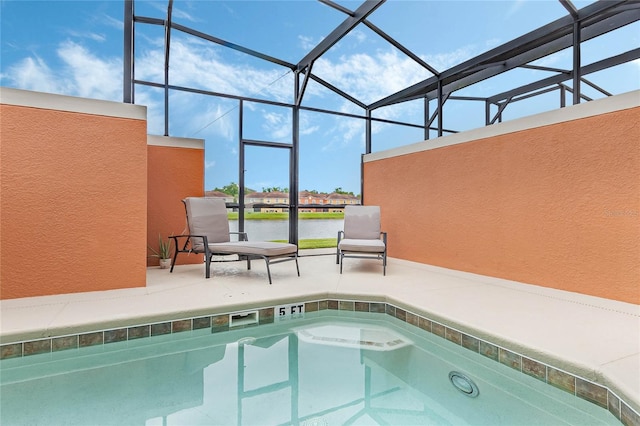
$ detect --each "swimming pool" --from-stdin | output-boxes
[0,309,619,425]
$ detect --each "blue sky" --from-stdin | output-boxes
[2,0,639,195]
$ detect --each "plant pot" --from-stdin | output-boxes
[159,258,172,269]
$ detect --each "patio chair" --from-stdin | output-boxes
[170,197,299,284]
[336,205,387,275]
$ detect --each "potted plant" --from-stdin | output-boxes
[149,234,173,269]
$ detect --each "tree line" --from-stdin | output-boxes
[211,182,356,197]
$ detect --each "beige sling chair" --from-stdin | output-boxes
[336,205,387,275]
[170,197,299,284]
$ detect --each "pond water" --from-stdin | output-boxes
[229,219,343,241]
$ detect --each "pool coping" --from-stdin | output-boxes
[1,296,638,426]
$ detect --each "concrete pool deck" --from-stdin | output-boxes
[1,251,638,421]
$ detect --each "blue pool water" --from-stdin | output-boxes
[0,311,617,425]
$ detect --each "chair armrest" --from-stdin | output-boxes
[229,231,249,241]
[170,234,209,251]
[169,235,191,250]
[380,232,387,245]
[169,234,192,240]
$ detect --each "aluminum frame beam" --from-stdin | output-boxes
[362,19,439,76]
[295,0,385,73]
[307,73,368,109]
[167,21,296,70]
[487,48,640,103]
[369,0,637,110]
[129,0,638,121]
[123,0,134,103]
[560,0,579,18]
[126,0,640,248]
[320,0,439,75]
[163,0,173,136]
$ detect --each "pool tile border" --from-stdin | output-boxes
[1,298,638,426]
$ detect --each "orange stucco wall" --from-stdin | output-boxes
[147,137,204,266]
[1,94,148,299]
[364,102,639,304]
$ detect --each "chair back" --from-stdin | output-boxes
[343,206,381,240]
[183,197,231,250]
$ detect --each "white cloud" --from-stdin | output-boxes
[300,115,320,136]
[0,31,484,148]
[422,45,478,71]
[2,56,59,93]
[148,1,170,16]
[2,33,477,136]
[172,7,198,23]
[1,41,121,102]
[141,1,200,23]
[530,49,569,68]
[301,42,481,117]
[65,30,106,42]
[350,29,367,44]
[301,125,320,136]
[299,35,316,51]
[484,38,502,50]
[307,43,485,143]
[262,110,291,140]
[505,0,526,18]
[101,14,123,30]
[313,47,472,106]
[136,38,293,103]
[56,41,121,101]
[336,117,365,144]
[183,99,236,141]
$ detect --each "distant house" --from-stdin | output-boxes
[246,191,289,213]
[204,190,235,204]
[299,190,326,205]
[325,192,360,211]
[298,191,360,212]
[204,189,360,212]
[299,191,327,212]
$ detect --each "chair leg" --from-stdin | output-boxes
[294,254,300,277]
[170,250,179,273]
[340,253,344,274]
[205,254,211,279]
[264,258,272,285]
[383,252,387,276]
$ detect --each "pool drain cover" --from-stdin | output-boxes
[449,371,479,397]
